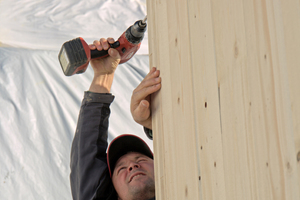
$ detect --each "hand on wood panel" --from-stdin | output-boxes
[130,67,161,130]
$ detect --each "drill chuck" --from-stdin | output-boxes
[125,20,147,44]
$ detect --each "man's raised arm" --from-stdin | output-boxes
[70,38,120,200]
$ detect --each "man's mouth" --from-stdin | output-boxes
[129,173,145,182]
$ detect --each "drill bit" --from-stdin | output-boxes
[142,15,147,24]
[138,15,147,28]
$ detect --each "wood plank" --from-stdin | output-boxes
[147,0,200,199]
[210,0,254,199]
[242,0,299,199]
[187,0,226,199]
[279,0,300,193]
[211,0,300,199]
[147,1,168,199]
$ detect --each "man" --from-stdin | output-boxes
[70,37,161,200]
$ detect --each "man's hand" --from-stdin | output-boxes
[88,38,121,93]
[130,67,161,130]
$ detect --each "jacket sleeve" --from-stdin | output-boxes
[70,92,117,200]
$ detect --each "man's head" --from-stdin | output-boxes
[107,134,155,200]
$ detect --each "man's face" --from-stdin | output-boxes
[112,152,155,200]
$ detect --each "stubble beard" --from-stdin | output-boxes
[129,178,155,200]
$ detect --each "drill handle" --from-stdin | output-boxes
[90,41,120,59]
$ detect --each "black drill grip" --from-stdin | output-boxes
[90,41,120,59]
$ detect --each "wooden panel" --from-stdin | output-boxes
[147,0,300,199]
[147,0,200,199]
[146,1,169,199]
[187,0,227,199]
[279,0,300,190]
[210,0,299,199]
[210,1,253,199]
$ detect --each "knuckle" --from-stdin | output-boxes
[107,37,115,43]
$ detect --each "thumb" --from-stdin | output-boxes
[108,48,121,61]
[135,100,150,120]
[140,100,149,109]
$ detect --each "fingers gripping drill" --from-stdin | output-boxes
[58,16,147,76]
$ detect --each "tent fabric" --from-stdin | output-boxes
[0,1,151,199]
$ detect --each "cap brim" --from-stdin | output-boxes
[107,134,153,177]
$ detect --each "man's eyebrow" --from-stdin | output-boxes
[135,155,148,160]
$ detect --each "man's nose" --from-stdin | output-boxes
[128,162,140,171]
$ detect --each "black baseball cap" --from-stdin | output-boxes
[107,134,153,177]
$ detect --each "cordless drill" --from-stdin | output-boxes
[58,16,147,76]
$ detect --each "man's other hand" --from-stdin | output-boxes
[130,67,161,130]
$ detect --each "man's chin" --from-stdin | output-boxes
[128,178,155,200]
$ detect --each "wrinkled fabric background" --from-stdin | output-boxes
[0,1,151,199]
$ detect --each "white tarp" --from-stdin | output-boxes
[0,1,151,199]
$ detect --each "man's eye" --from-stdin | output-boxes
[138,159,147,162]
[118,167,126,174]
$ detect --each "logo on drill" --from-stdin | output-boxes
[125,51,135,60]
